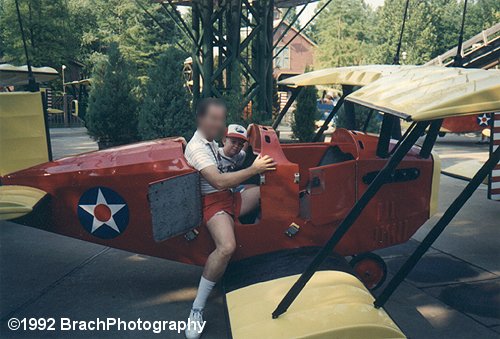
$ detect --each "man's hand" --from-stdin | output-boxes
[201,155,276,190]
[172,137,187,146]
[251,154,276,174]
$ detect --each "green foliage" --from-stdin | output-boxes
[138,47,195,140]
[0,0,80,67]
[312,0,499,67]
[464,0,500,39]
[283,6,301,29]
[0,0,182,80]
[86,43,138,145]
[222,61,245,125]
[72,0,183,79]
[373,0,500,65]
[292,85,318,142]
[374,0,444,64]
[312,0,375,68]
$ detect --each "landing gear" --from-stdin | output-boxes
[350,252,387,290]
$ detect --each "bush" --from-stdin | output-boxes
[86,43,139,146]
[292,85,318,142]
[138,48,195,140]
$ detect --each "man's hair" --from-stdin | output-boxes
[196,97,227,118]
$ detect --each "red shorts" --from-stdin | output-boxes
[202,190,241,224]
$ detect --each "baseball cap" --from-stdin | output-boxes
[226,124,248,141]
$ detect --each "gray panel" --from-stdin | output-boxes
[148,172,202,242]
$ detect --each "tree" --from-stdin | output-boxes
[312,0,376,68]
[372,0,499,65]
[222,61,246,125]
[283,6,301,29]
[138,47,195,140]
[72,0,183,79]
[464,0,500,41]
[292,85,318,142]
[86,43,139,146]
[0,0,80,67]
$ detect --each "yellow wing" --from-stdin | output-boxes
[226,271,406,339]
[0,185,47,220]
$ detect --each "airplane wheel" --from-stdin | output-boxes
[350,253,387,290]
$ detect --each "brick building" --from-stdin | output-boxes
[273,20,316,81]
[273,15,316,124]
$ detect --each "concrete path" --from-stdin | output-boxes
[0,129,498,338]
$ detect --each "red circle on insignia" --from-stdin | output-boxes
[94,204,111,222]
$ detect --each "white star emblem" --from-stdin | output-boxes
[79,188,126,234]
[478,114,491,126]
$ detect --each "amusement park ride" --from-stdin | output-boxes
[2,62,499,339]
[1,0,500,338]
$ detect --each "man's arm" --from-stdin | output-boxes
[201,154,275,190]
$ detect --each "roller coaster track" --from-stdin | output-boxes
[425,22,500,69]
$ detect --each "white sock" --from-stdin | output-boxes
[192,276,216,310]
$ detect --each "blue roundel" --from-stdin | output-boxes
[77,187,129,239]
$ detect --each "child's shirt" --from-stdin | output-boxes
[218,147,246,173]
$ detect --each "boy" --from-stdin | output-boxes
[218,124,248,174]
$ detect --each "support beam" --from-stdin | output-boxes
[377,114,396,158]
[342,85,356,130]
[420,119,443,158]
[200,0,214,97]
[362,109,374,133]
[191,1,200,106]
[273,0,333,59]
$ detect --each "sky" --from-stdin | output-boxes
[298,0,385,26]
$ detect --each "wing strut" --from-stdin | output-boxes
[272,120,430,319]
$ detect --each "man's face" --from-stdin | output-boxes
[199,104,226,140]
[223,137,245,157]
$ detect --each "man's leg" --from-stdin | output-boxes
[187,212,235,339]
[201,212,236,281]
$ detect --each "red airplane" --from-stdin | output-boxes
[3,65,500,339]
[0,67,439,291]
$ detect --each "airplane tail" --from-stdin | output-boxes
[0,91,51,178]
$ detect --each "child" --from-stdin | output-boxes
[218,124,247,174]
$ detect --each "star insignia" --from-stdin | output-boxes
[477,114,491,127]
[79,188,126,234]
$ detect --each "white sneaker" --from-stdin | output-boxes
[185,308,204,339]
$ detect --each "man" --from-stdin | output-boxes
[184,98,275,339]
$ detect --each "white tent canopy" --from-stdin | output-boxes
[0,64,59,87]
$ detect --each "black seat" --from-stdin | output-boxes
[317,146,354,166]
